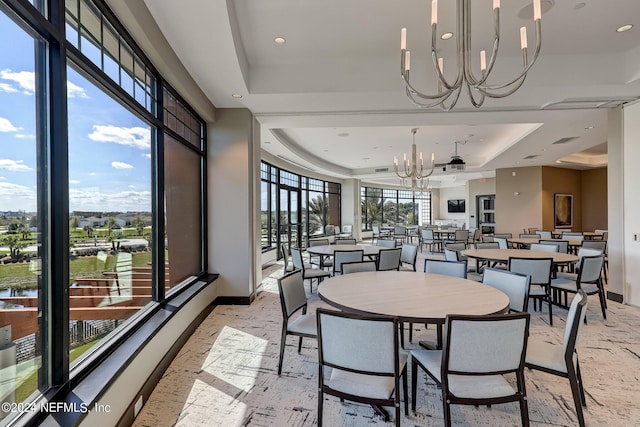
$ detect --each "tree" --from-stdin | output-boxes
[2,235,26,260]
[361,189,383,229]
[70,216,80,229]
[308,194,327,235]
[83,225,94,238]
[135,215,145,236]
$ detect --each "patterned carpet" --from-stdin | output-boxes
[133,248,640,427]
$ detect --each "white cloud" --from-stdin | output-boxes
[0,69,87,98]
[0,69,35,94]
[89,125,150,150]
[0,117,20,133]
[112,161,133,170]
[0,159,32,172]
[15,133,35,139]
[0,176,6,180]
[0,181,36,200]
[69,188,151,212]
[0,83,17,93]
[69,179,80,184]
[143,153,151,159]
[67,81,88,98]
[88,172,97,176]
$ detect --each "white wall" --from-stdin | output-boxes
[437,186,467,225]
[608,108,624,300]
[623,101,640,305]
[341,179,361,240]
[209,109,260,297]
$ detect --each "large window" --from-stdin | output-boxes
[260,161,341,254]
[0,0,206,420]
[361,186,431,229]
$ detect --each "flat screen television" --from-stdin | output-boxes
[447,199,465,213]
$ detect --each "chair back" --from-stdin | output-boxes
[445,242,466,251]
[341,260,377,274]
[482,235,495,243]
[577,255,604,283]
[377,248,402,271]
[317,308,398,375]
[471,229,482,242]
[444,312,530,375]
[400,244,418,271]
[424,259,467,278]
[281,243,292,271]
[309,238,329,247]
[372,225,381,236]
[539,239,568,253]
[421,228,435,241]
[278,270,307,320]
[508,257,553,286]
[581,240,607,252]
[493,233,513,239]
[341,225,353,235]
[519,234,539,239]
[394,225,406,237]
[563,290,588,354]
[377,239,397,248]
[530,243,558,252]
[535,230,552,239]
[444,248,460,262]
[475,242,499,249]
[290,246,306,271]
[454,230,469,241]
[577,247,603,259]
[335,238,357,245]
[562,233,584,241]
[333,250,364,274]
[482,268,530,312]
[494,237,508,249]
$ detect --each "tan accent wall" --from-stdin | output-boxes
[541,167,583,232]
[495,167,543,237]
[581,167,608,231]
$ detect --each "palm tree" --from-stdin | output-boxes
[83,225,94,238]
[361,190,383,229]
[2,235,26,260]
[308,194,327,235]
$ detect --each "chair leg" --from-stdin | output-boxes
[278,329,287,375]
[576,359,587,406]
[442,393,452,427]
[567,364,586,427]
[318,388,324,427]
[548,294,553,326]
[298,336,303,353]
[402,368,409,416]
[411,358,418,413]
[598,287,608,319]
[399,323,405,349]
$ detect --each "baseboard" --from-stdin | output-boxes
[607,291,623,303]
[214,295,254,306]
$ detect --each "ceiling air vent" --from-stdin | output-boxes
[552,137,578,145]
[375,167,389,173]
[523,155,540,160]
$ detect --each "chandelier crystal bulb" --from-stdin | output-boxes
[400,0,542,110]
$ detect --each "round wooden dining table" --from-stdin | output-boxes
[306,243,382,258]
[317,270,509,324]
[461,248,578,266]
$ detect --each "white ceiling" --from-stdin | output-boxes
[142,0,640,188]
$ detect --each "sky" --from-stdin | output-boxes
[0,11,152,214]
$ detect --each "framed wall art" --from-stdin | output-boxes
[554,193,573,229]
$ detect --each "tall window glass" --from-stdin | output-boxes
[0,10,45,408]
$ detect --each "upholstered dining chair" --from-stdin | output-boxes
[308,238,332,269]
[341,260,377,274]
[377,247,402,271]
[334,238,357,245]
[277,270,317,375]
[482,268,530,312]
[535,230,552,239]
[424,259,467,279]
[411,312,531,426]
[377,238,397,248]
[419,228,437,253]
[332,249,364,275]
[509,257,554,326]
[530,243,559,252]
[291,246,331,293]
[551,254,606,320]
[400,243,419,271]
[316,308,408,427]
[526,290,588,427]
[281,243,294,273]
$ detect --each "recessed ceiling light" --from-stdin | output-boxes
[585,125,594,130]
[231,93,242,98]
[362,157,370,160]
[573,2,586,10]
[338,132,349,137]
[617,24,633,33]
[274,37,286,45]
[441,32,454,40]
[264,141,271,144]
